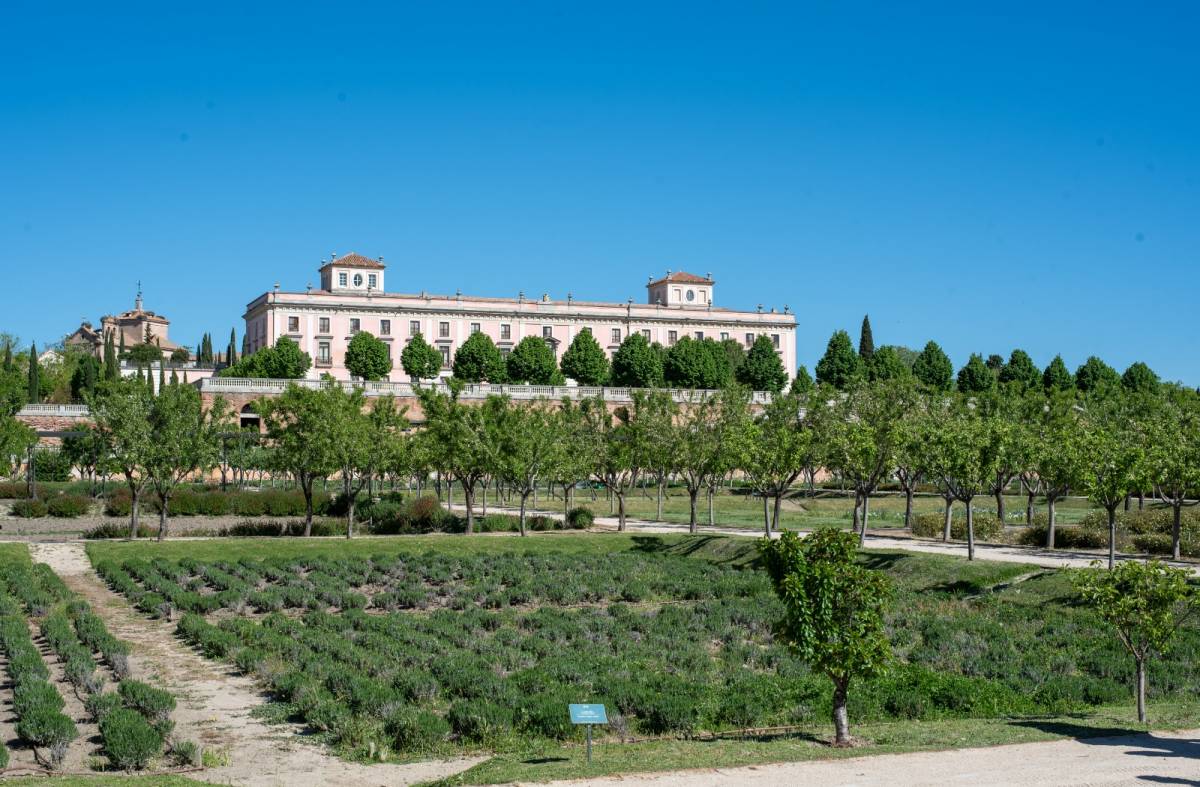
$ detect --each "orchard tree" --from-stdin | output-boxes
[492,399,559,536]
[1043,354,1074,392]
[144,384,230,540]
[741,391,815,534]
[1148,392,1200,560]
[938,399,1001,560]
[344,331,393,381]
[1078,398,1146,568]
[417,383,497,533]
[737,335,788,393]
[89,381,155,537]
[610,332,664,388]
[0,414,36,483]
[61,424,108,494]
[999,349,1041,390]
[453,331,507,383]
[814,330,861,390]
[760,529,892,747]
[258,383,343,536]
[331,391,408,537]
[1076,560,1196,723]
[672,388,748,532]
[507,336,561,385]
[912,340,953,391]
[1122,362,1160,395]
[401,333,443,382]
[1033,394,1086,547]
[559,330,609,386]
[545,401,594,519]
[1075,356,1120,394]
[956,353,995,394]
[580,393,655,530]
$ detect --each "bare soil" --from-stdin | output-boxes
[27,541,486,787]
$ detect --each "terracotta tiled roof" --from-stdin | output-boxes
[318,252,386,271]
[647,271,713,287]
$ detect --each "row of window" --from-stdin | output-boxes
[336,272,379,289]
[288,316,781,350]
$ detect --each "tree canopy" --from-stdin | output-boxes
[737,335,788,393]
[609,332,663,388]
[912,341,953,391]
[506,337,561,385]
[814,330,861,390]
[344,331,393,381]
[220,337,311,379]
[453,332,507,383]
[559,330,609,386]
[401,333,443,382]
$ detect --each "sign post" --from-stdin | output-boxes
[568,703,608,765]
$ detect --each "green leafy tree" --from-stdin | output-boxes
[1147,392,1200,560]
[936,398,1001,560]
[610,332,664,388]
[344,331,393,381]
[69,356,100,402]
[720,338,746,379]
[866,345,910,383]
[330,391,408,537]
[1032,394,1087,547]
[790,364,814,394]
[1075,356,1120,394]
[144,385,230,540]
[453,332,507,383]
[1075,560,1197,723]
[1121,362,1160,395]
[506,337,561,385]
[760,529,892,747]
[579,393,657,530]
[998,349,1040,390]
[559,330,609,386]
[220,337,311,379]
[226,328,238,365]
[0,414,36,482]
[491,399,560,536]
[417,383,498,533]
[258,383,343,535]
[27,343,40,404]
[61,424,108,494]
[102,333,119,383]
[1077,398,1146,568]
[664,337,729,390]
[740,391,816,534]
[857,315,874,361]
[737,335,788,393]
[671,388,749,532]
[401,333,443,382]
[814,330,861,390]
[169,347,190,363]
[912,340,953,391]
[125,342,163,365]
[956,353,995,394]
[1043,354,1074,392]
[89,381,155,537]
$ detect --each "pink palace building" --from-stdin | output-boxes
[242,253,797,386]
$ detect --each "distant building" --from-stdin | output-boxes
[242,252,797,384]
[66,287,184,358]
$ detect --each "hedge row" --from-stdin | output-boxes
[0,597,77,769]
[910,511,1004,541]
[104,488,334,518]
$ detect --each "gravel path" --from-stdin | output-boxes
[26,541,486,787]
[545,728,1200,786]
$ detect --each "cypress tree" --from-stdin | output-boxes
[158,363,166,393]
[858,315,875,361]
[241,334,250,357]
[228,328,238,365]
[27,343,40,404]
[118,331,126,356]
[182,371,189,385]
[170,368,178,386]
[196,341,202,362]
[2,341,11,372]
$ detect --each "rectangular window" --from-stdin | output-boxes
[439,321,450,338]
[673,288,681,301]
[319,317,330,334]
[338,272,347,287]
[470,322,481,334]
[771,333,780,348]
[641,329,651,341]
[380,319,391,335]
[668,330,678,345]
[694,331,703,340]
[745,333,754,346]
[287,316,299,333]
[500,324,511,340]
[439,346,451,366]
[349,318,360,334]
[542,325,553,339]
[720,332,729,341]
[368,274,377,289]
[699,290,707,303]
[610,328,621,344]
[409,320,420,335]
[318,342,331,362]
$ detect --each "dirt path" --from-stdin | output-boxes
[546,727,1200,786]
[26,541,486,787]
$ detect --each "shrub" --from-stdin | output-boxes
[1017,525,1106,549]
[101,708,163,770]
[0,482,30,499]
[386,706,450,751]
[84,522,155,539]
[32,450,72,483]
[10,499,48,518]
[170,739,202,767]
[86,691,124,722]
[46,494,91,518]
[565,506,594,529]
[0,738,8,768]
[16,706,77,768]
[119,679,176,728]
[406,495,448,532]
[447,699,512,742]
[911,511,1003,541]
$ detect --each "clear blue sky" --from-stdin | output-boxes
[3,2,1198,382]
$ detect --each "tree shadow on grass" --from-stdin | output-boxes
[522,756,569,764]
[857,553,907,572]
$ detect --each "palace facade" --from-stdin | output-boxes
[242,253,797,385]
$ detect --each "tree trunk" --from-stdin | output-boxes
[1026,489,1034,525]
[463,484,475,534]
[851,492,861,533]
[157,493,169,542]
[1136,657,1146,723]
[1137,490,1144,510]
[1105,505,1117,569]
[519,492,528,537]
[1124,494,1131,512]
[772,493,783,533]
[966,500,975,560]
[1172,503,1182,561]
[904,487,914,530]
[656,482,664,520]
[762,494,770,535]
[858,492,870,546]
[481,483,487,516]
[707,487,715,526]
[347,494,355,539]
[688,488,699,534]
[995,489,1006,525]
[832,677,851,746]
[609,487,615,516]
[942,495,953,542]
[563,484,570,523]
[302,479,314,537]
[1046,496,1057,549]
[129,485,140,539]
[616,491,627,531]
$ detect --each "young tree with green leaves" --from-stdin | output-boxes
[545,400,594,519]
[452,331,507,383]
[1078,398,1146,568]
[401,333,443,383]
[790,364,814,394]
[760,529,892,747]
[144,385,230,540]
[1148,392,1200,560]
[506,336,561,385]
[492,399,560,536]
[1075,560,1196,723]
[0,414,36,484]
[61,424,108,495]
[344,331,393,381]
[1043,354,1073,392]
[89,381,155,537]
[814,330,861,390]
[331,391,408,537]
[998,349,1041,390]
[671,388,748,532]
[610,332,664,388]
[740,391,816,534]
[580,393,654,530]
[1033,394,1086,547]
[1121,362,1160,395]
[956,353,995,394]
[866,345,910,383]
[938,398,1001,560]
[417,384,497,533]
[912,340,953,391]
[559,330,609,386]
[737,335,788,393]
[1074,356,1121,394]
[258,382,343,536]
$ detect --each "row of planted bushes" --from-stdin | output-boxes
[1016,507,1200,557]
[9,494,92,519]
[910,511,1005,541]
[103,488,335,518]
